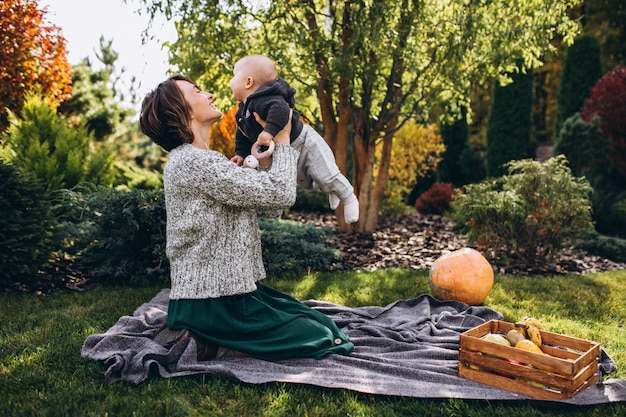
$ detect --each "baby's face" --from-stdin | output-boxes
[229,61,249,102]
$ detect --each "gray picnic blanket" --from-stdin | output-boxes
[81,289,626,404]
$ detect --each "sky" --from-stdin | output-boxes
[42,0,177,110]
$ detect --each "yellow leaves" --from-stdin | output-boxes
[385,120,444,191]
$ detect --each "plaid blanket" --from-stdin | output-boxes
[81,289,625,404]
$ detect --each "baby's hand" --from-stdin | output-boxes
[257,131,274,147]
[230,155,244,166]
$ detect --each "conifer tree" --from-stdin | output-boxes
[486,67,535,177]
[554,34,603,140]
[0,92,115,191]
[437,107,469,187]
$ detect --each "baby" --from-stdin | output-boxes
[229,54,359,223]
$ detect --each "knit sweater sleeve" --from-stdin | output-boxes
[171,144,299,210]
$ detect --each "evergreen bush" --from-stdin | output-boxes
[0,91,115,191]
[0,161,55,287]
[259,218,342,277]
[554,113,610,182]
[77,187,169,285]
[451,155,594,269]
[581,66,626,180]
[578,230,626,263]
[437,108,469,186]
[54,187,342,285]
[485,66,534,177]
[553,113,626,236]
[292,189,333,213]
[554,34,603,139]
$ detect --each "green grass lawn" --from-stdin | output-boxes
[1,269,625,416]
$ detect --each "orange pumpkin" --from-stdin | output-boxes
[429,247,494,305]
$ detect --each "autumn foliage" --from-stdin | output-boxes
[0,0,73,130]
[581,66,626,179]
[382,121,444,213]
[414,182,457,215]
[210,107,236,157]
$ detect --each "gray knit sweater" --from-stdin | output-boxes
[164,143,299,299]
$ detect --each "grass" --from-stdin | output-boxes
[1,269,625,416]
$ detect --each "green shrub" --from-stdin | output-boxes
[593,192,626,238]
[414,182,456,215]
[485,65,534,178]
[554,113,626,237]
[0,161,56,287]
[554,113,610,182]
[54,187,341,285]
[450,155,594,269]
[54,187,169,285]
[292,189,333,213]
[0,91,116,191]
[437,107,469,186]
[554,34,603,139]
[259,218,342,278]
[577,230,626,263]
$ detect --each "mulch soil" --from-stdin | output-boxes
[4,212,626,296]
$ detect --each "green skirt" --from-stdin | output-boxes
[167,284,354,360]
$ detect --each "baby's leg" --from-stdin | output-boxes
[292,126,359,223]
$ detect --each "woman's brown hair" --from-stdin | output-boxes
[139,74,197,151]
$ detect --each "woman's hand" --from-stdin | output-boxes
[253,110,292,145]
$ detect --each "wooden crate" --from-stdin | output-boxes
[458,320,600,400]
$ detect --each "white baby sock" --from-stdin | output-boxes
[343,194,359,224]
[329,193,341,210]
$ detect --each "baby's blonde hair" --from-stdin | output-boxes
[238,54,277,85]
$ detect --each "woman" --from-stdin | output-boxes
[139,75,353,361]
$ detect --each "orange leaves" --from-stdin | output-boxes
[210,107,236,157]
[0,0,73,129]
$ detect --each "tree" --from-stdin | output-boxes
[58,40,166,189]
[140,0,581,232]
[581,0,626,72]
[437,107,469,187]
[554,34,603,139]
[386,121,444,213]
[0,91,116,191]
[486,66,535,177]
[59,38,135,141]
[581,66,626,180]
[0,0,72,131]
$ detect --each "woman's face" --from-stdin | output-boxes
[175,80,222,124]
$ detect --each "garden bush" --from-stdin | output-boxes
[437,108,469,187]
[259,217,342,278]
[72,187,169,285]
[554,113,626,236]
[292,188,333,213]
[485,65,534,178]
[414,182,456,215]
[554,34,603,139]
[0,160,56,287]
[54,187,341,285]
[577,230,626,263]
[450,155,594,269]
[581,66,626,179]
[0,91,115,191]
